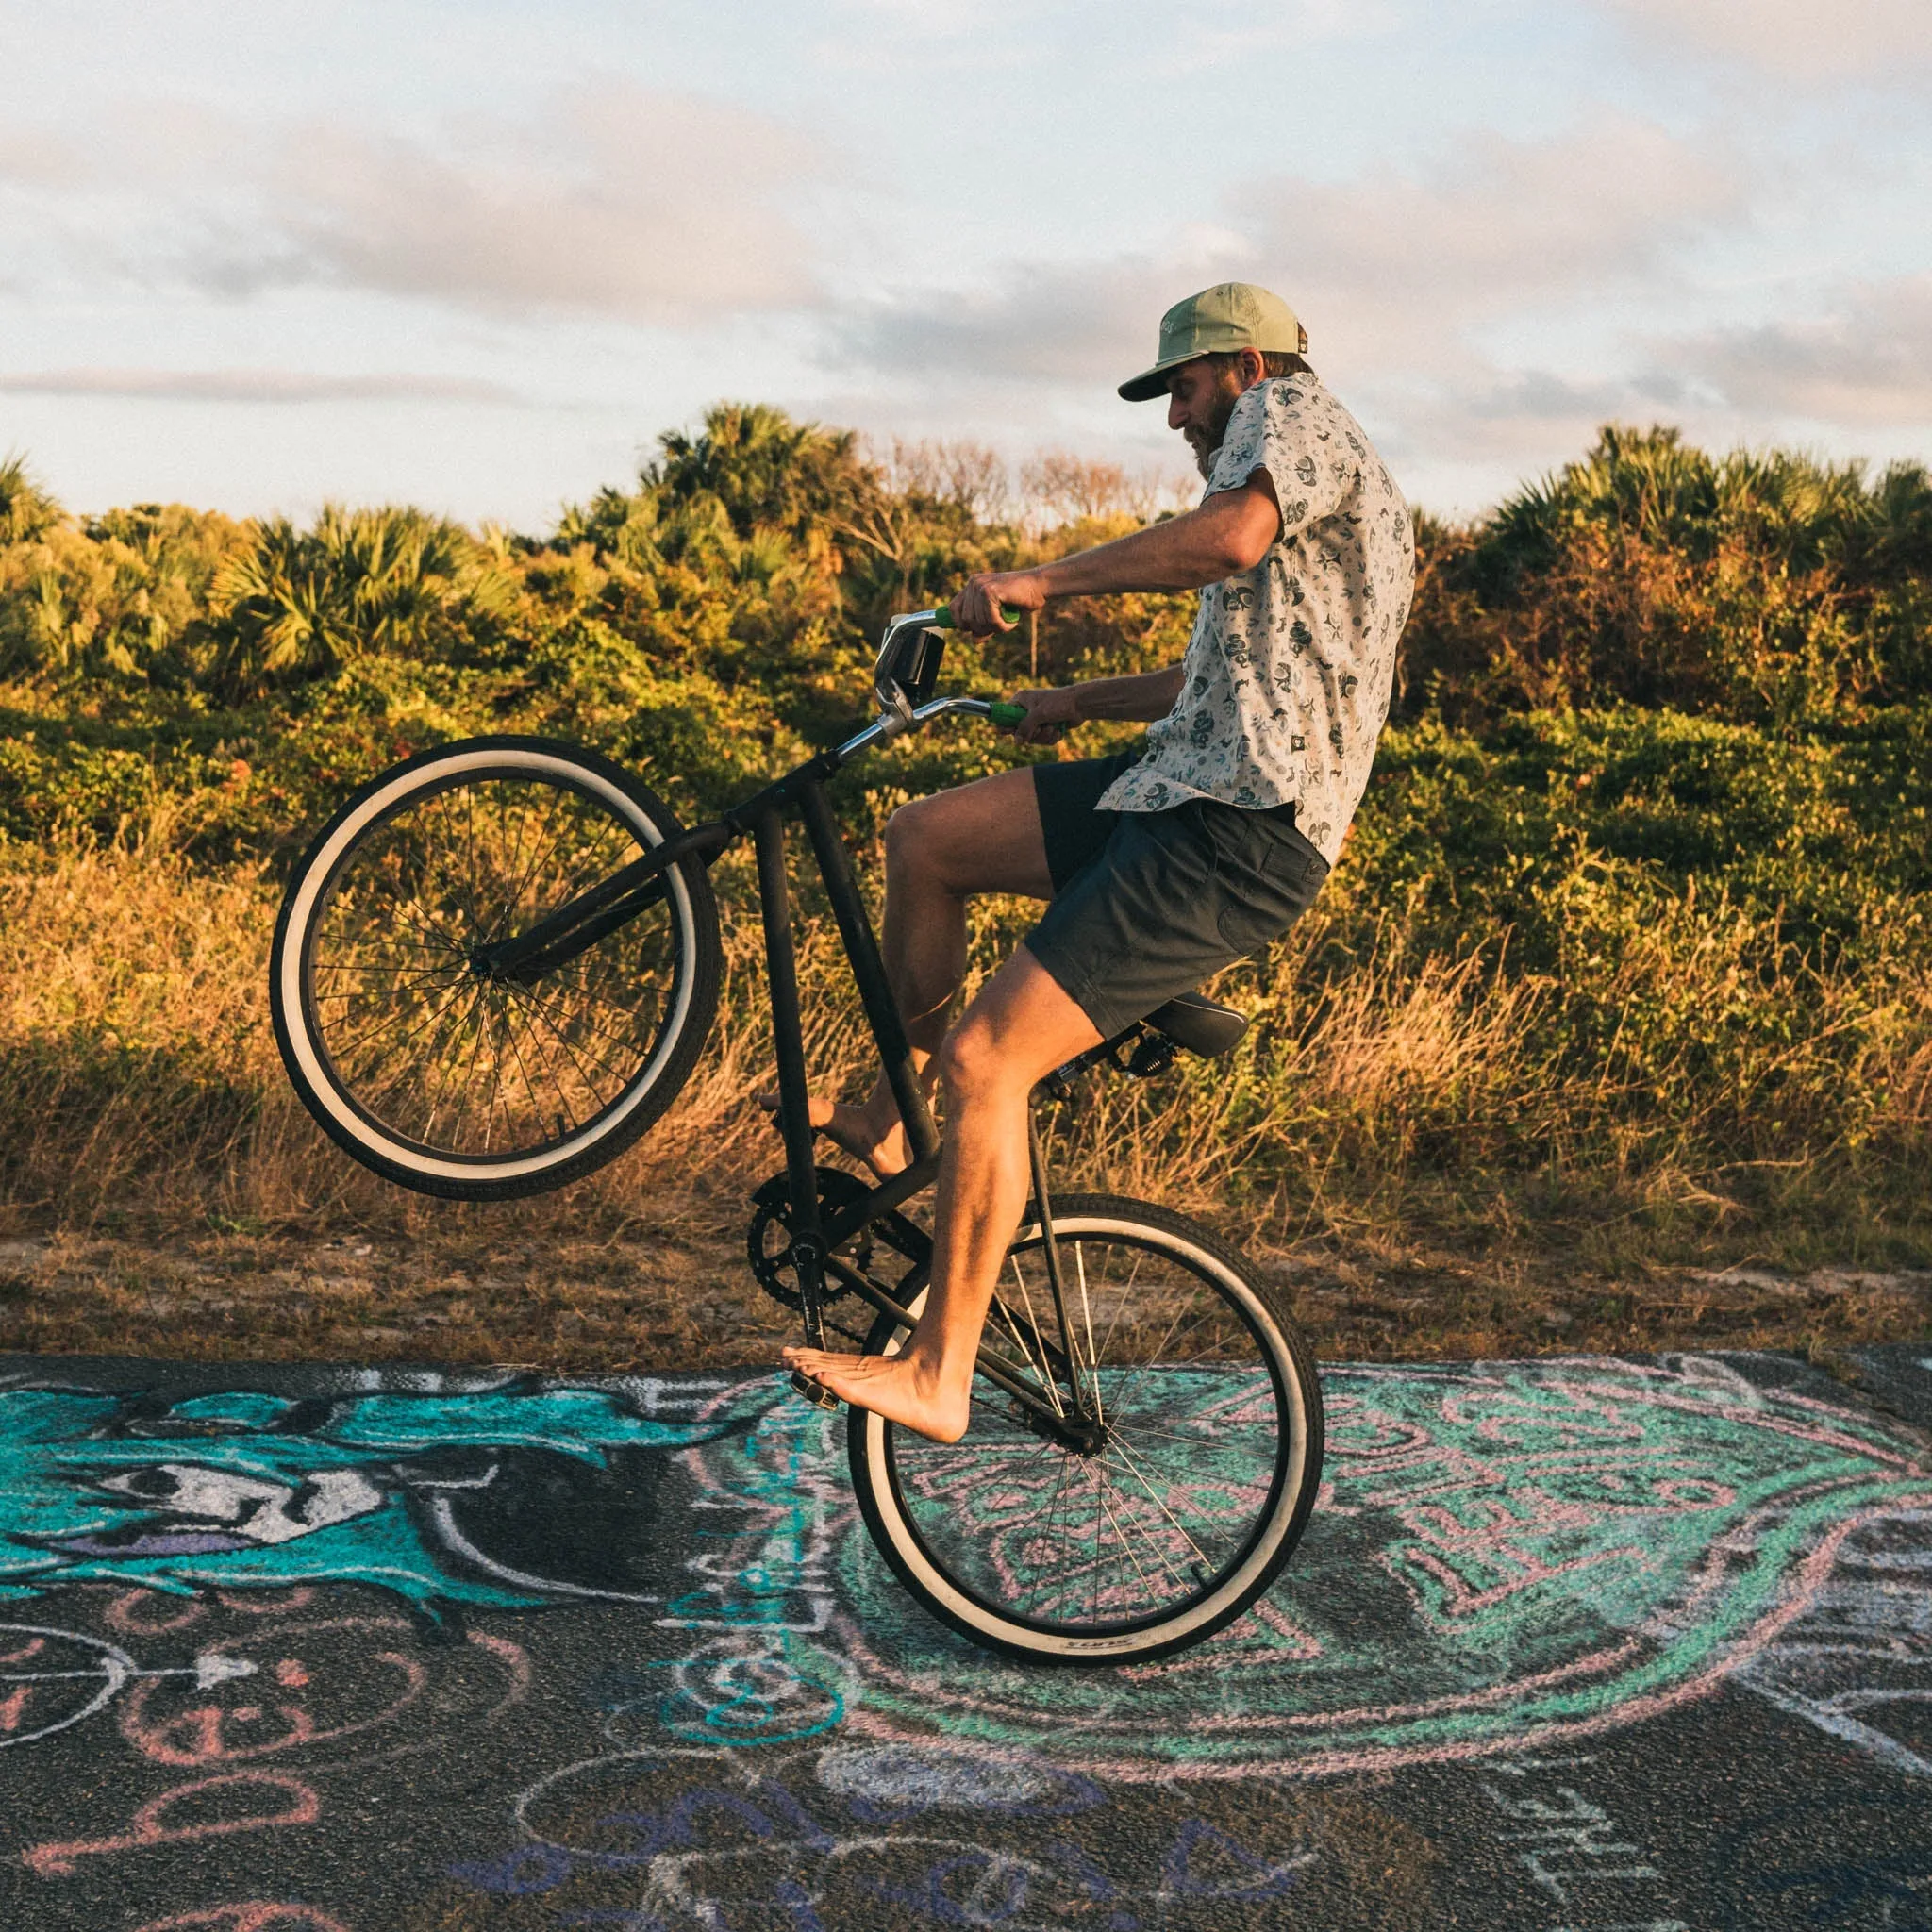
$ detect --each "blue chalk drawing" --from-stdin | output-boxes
[0,1374,775,1617]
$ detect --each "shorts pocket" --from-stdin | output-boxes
[1204,810,1327,957]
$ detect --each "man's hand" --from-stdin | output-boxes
[951,569,1047,634]
[1002,685,1079,745]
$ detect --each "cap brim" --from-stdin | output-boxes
[1117,353,1196,402]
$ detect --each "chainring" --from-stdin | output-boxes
[746,1167,876,1309]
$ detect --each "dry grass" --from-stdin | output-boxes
[1,837,1927,1372]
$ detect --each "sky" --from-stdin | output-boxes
[2,0,1929,529]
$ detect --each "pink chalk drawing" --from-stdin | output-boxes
[670,1355,1932,1781]
[131,1907,351,1932]
[23,1770,322,1877]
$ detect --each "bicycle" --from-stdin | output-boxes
[268,608,1325,1663]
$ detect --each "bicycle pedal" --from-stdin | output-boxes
[790,1369,841,1412]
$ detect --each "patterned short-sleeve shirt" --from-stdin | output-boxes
[1096,373,1415,863]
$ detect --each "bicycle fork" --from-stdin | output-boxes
[1014,1103,1104,1447]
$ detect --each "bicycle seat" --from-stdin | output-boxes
[1142,992,1248,1059]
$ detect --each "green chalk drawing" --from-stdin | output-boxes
[763,1354,1932,1779]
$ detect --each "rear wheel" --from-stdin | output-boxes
[270,736,721,1200]
[847,1194,1323,1663]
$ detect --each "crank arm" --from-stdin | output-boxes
[818,1152,939,1259]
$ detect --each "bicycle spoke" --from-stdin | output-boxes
[302,764,695,1161]
[328,970,474,1074]
[503,981,630,1118]
[1098,1469,1187,1607]
[1108,1436,1219,1578]
[1074,1241,1102,1424]
[313,960,467,1008]
[1000,1258,1063,1417]
[873,1211,1308,1645]
[503,974,649,1066]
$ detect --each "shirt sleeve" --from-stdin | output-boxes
[1205,379,1357,541]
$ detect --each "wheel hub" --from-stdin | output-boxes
[1007,1400,1108,1457]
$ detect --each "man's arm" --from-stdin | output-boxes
[1006,662,1184,745]
[950,472,1281,633]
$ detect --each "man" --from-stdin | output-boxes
[781,282,1414,1442]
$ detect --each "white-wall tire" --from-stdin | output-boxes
[269,736,721,1201]
[847,1195,1324,1664]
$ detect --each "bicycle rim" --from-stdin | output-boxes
[273,739,717,1196]
[849,1196,1323,1663]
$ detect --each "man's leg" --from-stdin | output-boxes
[782,944,1102,1442]
[763,765,1054,1176]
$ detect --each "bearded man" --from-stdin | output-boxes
[779,282,1415,1441]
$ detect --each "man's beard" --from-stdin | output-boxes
[1186,379,1244,480]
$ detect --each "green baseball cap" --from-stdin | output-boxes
[1118,282,1308,402]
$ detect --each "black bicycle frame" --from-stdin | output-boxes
[472,739,1099,1442]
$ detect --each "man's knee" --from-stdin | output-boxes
[884,794,944,876]
[885,770,1050,905]
[936,1012,1009,1104]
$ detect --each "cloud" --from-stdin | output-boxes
[1248,115,1741,370]
[0,83,832,325]
[0,369,524,405]
[1603,0,1932,80]
[839,242,1244,387]
[268,85,827,323]
[824,112,1932,512]
[1657,274,1932,425]
[0,129,92,189]
[840,116,1739,389]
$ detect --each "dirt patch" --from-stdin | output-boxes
[2,1208,1924,1375]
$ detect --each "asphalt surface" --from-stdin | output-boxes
[1,1343,1928,1932]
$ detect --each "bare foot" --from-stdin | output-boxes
[755,1091,910,1179]
[782,1345,970,1443]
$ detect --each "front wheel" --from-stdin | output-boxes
[270,736,722,1200]
[848,1195,1324,1664]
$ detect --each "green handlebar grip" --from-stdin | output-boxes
[988,702,1028,727]
[925,604,1024,630]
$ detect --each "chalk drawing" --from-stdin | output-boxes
[649,1388,849,1748]
[1477,1753,1682,1917]
[131,1910,351,1932]
[23,1768,322,1876]
[8,1354,1928,1826]
[464,1740,1315,1925]
[708,1354,1932,1781]
[1735,1503,1932,1775]
[117,1614,529,1770]
[0,1375,774,1618]
[0,1620,255,1748]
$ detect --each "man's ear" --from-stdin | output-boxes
[1237,346,1268,389]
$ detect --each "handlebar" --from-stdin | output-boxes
[922,604,1027,633]
[923,607,1029,723]
[836,693,1013,763]
[850,603,1037,760]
